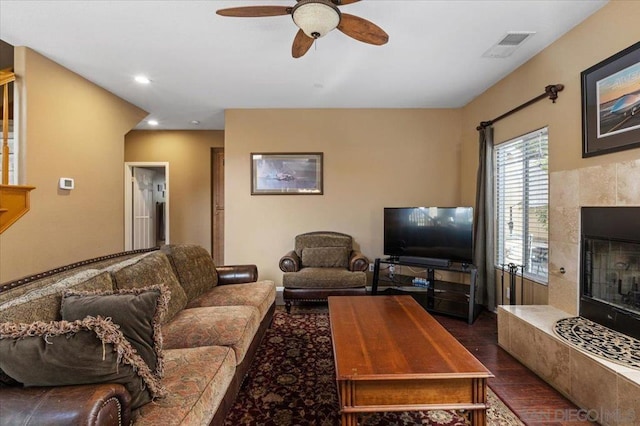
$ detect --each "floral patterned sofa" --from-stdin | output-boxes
[0,244,276,426]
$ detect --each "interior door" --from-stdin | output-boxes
[212,148,224,265]
[132,167,156,249]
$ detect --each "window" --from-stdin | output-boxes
[495,127,548,284]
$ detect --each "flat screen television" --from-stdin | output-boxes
[384,207,474,264]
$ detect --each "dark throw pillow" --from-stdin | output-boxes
[0,317,166,409]
[61,285,169,379]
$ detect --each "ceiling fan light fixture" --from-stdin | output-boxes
[292,0,341,39]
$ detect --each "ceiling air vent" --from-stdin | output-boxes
[482,31,536,58]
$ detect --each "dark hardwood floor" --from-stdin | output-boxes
[434,310,595,426]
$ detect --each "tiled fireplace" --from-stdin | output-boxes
[498,159,640,426]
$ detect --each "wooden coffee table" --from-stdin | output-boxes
[328,295,493,426]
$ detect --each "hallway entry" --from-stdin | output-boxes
[125,162,169,250]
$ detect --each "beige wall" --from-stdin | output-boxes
[224,109,463,284]
[0,47,146,282]
[5,1,638,300]
[125,130,224,251]
[460,1,640,313]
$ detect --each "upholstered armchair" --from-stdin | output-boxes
[279,231,369,313]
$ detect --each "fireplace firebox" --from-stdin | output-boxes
[581,207,640,340]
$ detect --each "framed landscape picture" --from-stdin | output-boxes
[251,152,323,195]
[581,41,640,158]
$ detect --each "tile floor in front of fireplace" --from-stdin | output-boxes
[434,310,595,425]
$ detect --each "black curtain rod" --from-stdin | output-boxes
[476,84,564,131]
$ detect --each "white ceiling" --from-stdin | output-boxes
[0,0,608,130]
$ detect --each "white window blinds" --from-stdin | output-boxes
[495,127,549,284]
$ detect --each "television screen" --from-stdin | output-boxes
[384,207,474,263]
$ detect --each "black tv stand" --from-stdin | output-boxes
[371,257,480,324]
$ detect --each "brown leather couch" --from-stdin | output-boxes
[279,231,369,312]
[0,244,275,426]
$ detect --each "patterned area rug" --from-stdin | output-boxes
[553,316,640,370]
[224,310,524,425]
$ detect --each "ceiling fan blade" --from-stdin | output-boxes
[216,6,291,17]
[292,29,314,58]
[337,13,389,46]
[335,0,361,5]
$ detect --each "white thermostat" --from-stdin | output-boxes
[59,177,74,190]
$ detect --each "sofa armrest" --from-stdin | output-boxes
[0,383,132,426]
[279,250,301,272]
[349,251,369,272]
[216,265,258,285]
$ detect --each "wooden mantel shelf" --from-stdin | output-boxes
[0,184,36,234]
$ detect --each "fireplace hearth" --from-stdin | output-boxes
[581,207,640,340]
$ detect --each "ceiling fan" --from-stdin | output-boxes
[216,0,389,58]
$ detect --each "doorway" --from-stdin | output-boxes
[124,162,169,251]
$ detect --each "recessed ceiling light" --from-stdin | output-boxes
[135,75,151,84]
[148,119,159,126]
[190,120,200,125]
